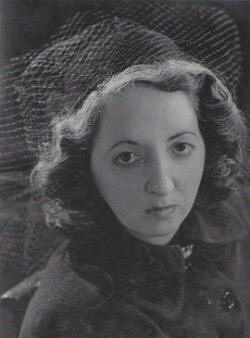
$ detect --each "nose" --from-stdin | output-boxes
[144,154,175,196]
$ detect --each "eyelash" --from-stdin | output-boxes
[114,152,142,167]
[172,142,194,156]
[113,143,194,167]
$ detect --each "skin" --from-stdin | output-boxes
[91,84,206,246]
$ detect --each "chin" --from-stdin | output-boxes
[149,234,176,246]
[130,231,175,246]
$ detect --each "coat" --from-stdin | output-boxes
[11,186,250,337]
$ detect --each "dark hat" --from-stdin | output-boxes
[0,1,241,173]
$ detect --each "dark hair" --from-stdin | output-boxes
[31,60,248,234]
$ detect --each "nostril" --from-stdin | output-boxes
[144,180,157,195]
[145,156,175,196]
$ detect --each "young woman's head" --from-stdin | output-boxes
[91,83,205,245]
[32,60,247,244]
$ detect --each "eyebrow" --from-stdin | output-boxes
[109,140,139,152]
[109,131,198,152]
[168,131,198,141]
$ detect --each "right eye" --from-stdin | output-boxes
[114,152,141,167]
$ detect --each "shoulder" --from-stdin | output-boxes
[19,241,113,337]
[214,184,250,240]
[192,183,250,244]
[221,184,250,223]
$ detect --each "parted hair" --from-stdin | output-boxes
[31,60,247,234]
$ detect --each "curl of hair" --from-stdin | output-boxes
[31,60,248,234]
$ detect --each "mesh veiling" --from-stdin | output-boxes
[0,1,241,171]
[0,1,242,282]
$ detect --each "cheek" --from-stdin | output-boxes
[182,153,205,196]
[91,160,143,211]
[95,175,144,225]
[190,159,204,183]
[176,146,204,183]
[98,171,143,207]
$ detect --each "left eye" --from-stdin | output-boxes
[172,143,193,156]
[114,152,141,166]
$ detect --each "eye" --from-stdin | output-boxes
[172,142,194,156]
[114,151,141,166]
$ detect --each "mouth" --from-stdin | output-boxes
[145,205,177,218]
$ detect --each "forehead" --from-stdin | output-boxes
[98,85,199,139]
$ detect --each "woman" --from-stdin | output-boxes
[1,1,250,337]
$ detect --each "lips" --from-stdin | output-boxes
[145,205,177,218]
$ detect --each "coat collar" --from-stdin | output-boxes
[67,187,248,319]
[68,215,232,323]
[68,232,188,321]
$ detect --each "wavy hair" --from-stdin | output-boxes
[31,60,248,234]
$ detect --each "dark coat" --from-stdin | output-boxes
[18,185,250,337]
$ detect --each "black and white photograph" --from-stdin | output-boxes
[0,0,250,337]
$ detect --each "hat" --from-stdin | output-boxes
[0,0,241,173]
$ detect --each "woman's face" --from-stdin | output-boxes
[91,84,205,245]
